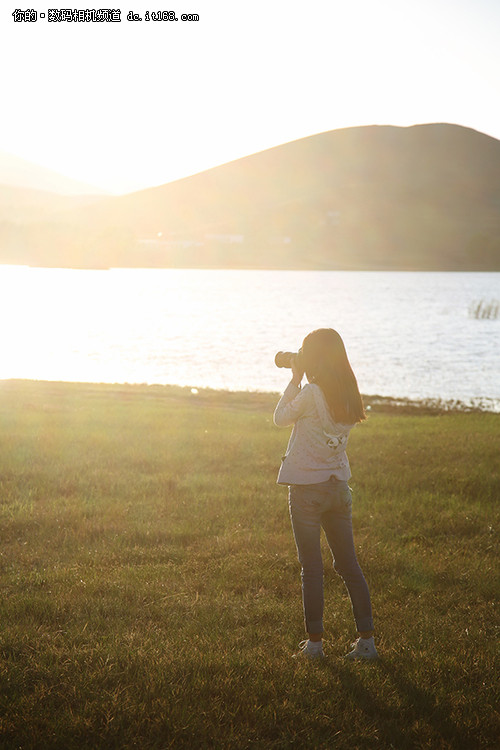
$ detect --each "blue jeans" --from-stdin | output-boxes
[288,477,374,635]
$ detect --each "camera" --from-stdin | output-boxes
[274,350,303,369]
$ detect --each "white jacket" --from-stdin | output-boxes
[273,381,354,485]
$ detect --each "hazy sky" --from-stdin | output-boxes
[2,0,499,193]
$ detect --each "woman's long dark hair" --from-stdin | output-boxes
[301,328,366,424]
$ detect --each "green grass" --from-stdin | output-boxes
[0,379,498,749]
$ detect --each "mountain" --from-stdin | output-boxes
[0,150,109,196]
[1,124,500,270]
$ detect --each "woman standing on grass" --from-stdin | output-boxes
[274,328,378,660]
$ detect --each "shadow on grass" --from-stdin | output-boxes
[332,658,479,749]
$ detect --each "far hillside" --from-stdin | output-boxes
[0,150,109,196]
[1,124,500,270]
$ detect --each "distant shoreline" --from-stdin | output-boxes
[2,263,500,273]
[2,378,498,414]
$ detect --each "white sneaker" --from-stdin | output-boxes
[292,639,325,660]
[344,636,379,661]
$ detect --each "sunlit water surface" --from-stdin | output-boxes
[1,267,499,409]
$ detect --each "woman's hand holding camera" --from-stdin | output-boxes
[273,349,304,386]
[291,354,304,387]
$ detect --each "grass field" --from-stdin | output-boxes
[0,379,498,749]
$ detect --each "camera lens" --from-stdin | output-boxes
[275,351,294,368]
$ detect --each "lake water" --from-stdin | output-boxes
[0,266,499,410]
